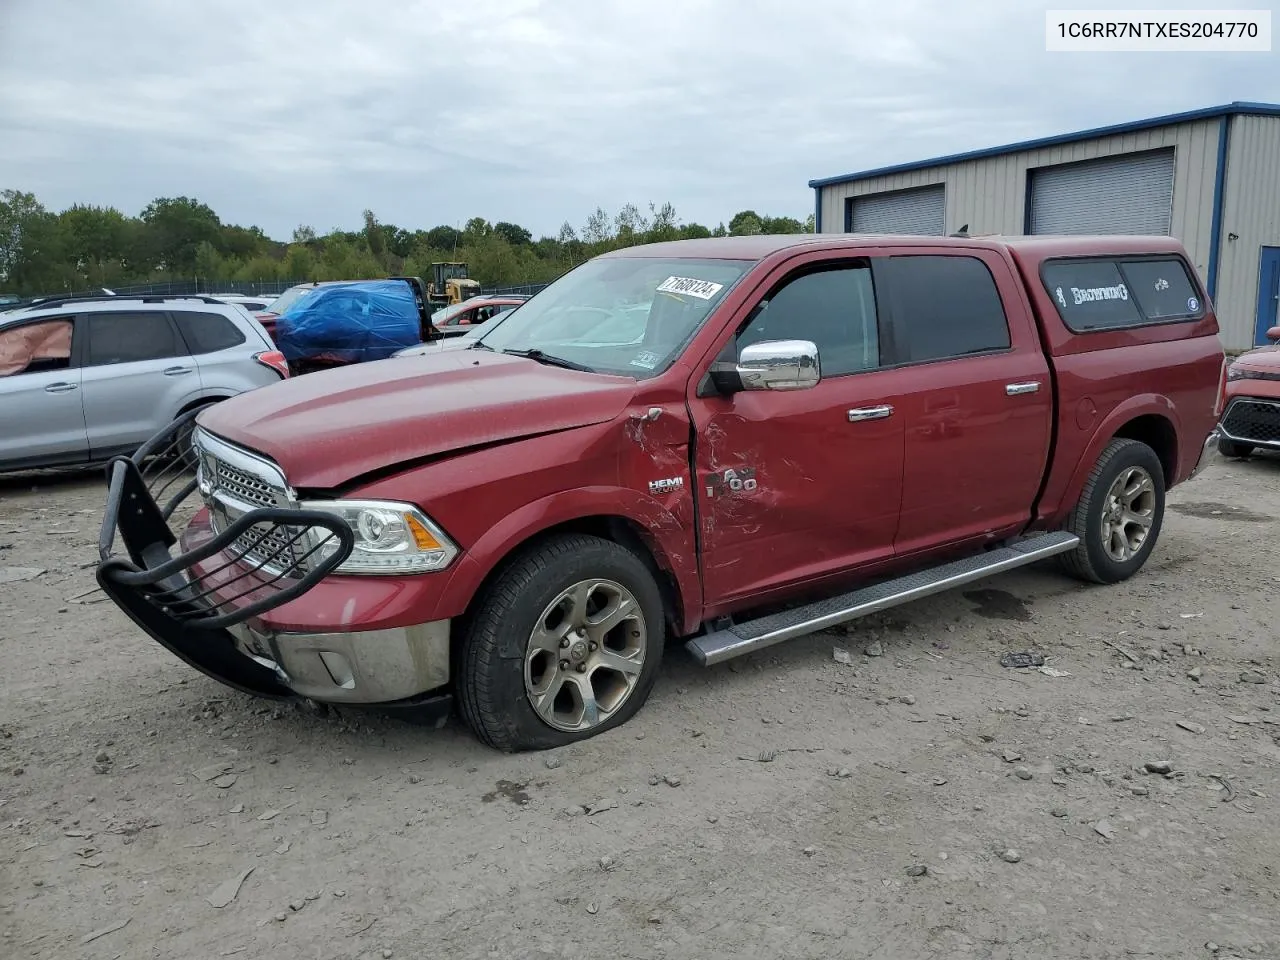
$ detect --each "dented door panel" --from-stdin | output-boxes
[689,370,906,607]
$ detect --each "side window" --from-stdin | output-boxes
[0,318,74,377]
[86,312,181,366]
[1041,260,1143,330]
[1119,259,1203,321]
[879,255,1011,363]
[737,265,880,376]
[1040,257,1203,331]
[173,311,247,354]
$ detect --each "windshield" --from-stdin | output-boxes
[266,285,318,315]
[477,257,750,377]
[431,300,472,324]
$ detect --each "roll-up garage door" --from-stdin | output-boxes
[1029,149,1174,235]
[850,185,945,235]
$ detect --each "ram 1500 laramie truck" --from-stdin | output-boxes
[97,234,1227,751]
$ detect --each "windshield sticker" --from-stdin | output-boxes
[1154,277,1170,291]
[1069,283,1129,306]
[1187,296,1200,312]
[629,351,660,370]
[1054,286,1067,309]
[656,276,725,300]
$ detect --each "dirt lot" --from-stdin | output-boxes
[2,453,1279,960]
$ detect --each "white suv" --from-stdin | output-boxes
[0,295,288,472]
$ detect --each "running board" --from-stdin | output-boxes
[685,531,1080,666]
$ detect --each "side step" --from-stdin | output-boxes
[685,531,1080,666]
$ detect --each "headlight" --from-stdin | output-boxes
[1226,365,1280,382]
[298,499,458,574]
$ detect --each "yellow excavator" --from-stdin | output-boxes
[427,262,479,307]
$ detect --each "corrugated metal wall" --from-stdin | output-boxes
[1217,116,1280,348]
[819,118,1221,291]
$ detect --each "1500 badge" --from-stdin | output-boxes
[705,467,758,497]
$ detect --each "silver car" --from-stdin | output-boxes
[0,294,287,472]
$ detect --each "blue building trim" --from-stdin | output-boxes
[808,101,1280,189]
[1206,115,1232,301]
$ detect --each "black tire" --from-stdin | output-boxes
[457,533,666,752]
[1060,438,1166,585]
[1217,436,1253,459]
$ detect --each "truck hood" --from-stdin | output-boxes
[198,351,637,489]
[1233,344,1280,371]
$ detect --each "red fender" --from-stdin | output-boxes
[1043,393,1181,526]
[422,485,703,634]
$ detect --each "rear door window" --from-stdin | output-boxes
[877,255,1011,363]
[174,311,247,354]
[1041,256,1203,331]
[85,312,181,366]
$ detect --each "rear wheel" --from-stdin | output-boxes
[1217,436,1253,459]
[457,534,665,751]
[1060,438,1165,585]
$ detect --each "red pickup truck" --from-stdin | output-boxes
[97,234,1226,751]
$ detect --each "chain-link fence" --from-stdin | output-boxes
[481,282,551,297]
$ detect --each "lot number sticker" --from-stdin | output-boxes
[656,276,724,300]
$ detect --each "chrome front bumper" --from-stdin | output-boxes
[227,620,451,704]
[1188,428,1222,480]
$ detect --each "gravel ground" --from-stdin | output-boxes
[2,453,1278,960]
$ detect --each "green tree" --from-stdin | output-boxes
[0,190,73,292]
[292,224,317,244]
[728,210,764,236]
[362,209,384,257]
[220,224,270,260]
[582,207,612,245]
[614,203,649,245]
[283,243,317,281]
[426,225,461,251]
[493,221,532,246]
[646,202,680,243]
[761,215,804,234]
[194,240,223,280]
[463,217,492,242]
[59,204,130,285]
[139,196,222,274]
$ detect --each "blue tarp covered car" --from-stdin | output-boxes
[273,280,426,370]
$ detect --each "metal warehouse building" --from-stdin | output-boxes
[809,102,1280,352]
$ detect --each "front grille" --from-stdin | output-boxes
[237,520,309,577]
[194,432,306,577]
[1222,399,1280,446]
[214,461,279,509]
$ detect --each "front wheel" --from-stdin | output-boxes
[1217,436,1253,459]
[1060,438,1165,585]
[457,534,665,751]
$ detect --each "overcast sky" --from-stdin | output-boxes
[1,0,1276,241]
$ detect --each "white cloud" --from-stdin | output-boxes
[0,0,1275,239]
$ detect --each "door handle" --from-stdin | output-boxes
[848,405,894,422]
[1005,381,1041,396]
[163,366,194,376]
[44,382,79,393]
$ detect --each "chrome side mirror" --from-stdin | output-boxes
[733,339,821,392]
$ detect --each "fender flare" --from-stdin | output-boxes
[1058,393,1182,516]
[173,390,231,419]
[428,485,702,634]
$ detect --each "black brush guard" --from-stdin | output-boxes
[96,408,355,699]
